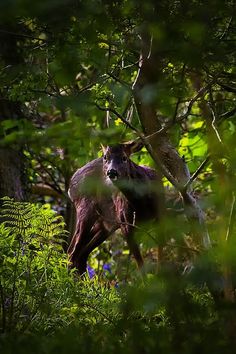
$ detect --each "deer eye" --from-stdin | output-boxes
[103,155,107,161]
[122,156,127,162]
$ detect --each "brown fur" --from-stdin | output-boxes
[68,143,164,275]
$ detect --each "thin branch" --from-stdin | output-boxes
[122,96,134,121]
[177,83,213,122]
[166,241,200,254]
[208,88,223,144]
[144,125,168,140]
[77,82,97,94]
[219,16,233,40]
[95,104,142,136]
[122,60,140,69]
[210,106,223,144]
[172,64,186,123]
[172,97,181,123]
[217,83,236,93]
[183,156,210,191]
[132,52,143,90]
[106,71,131,87]
[0,29,48,42]
[145,143,182,189]
[226,192,236,242]
[220,106,236,120]
[95,212,159,245]
[138,82,214,142]
[35,156,65,196]
[82,302,118,327]
[29,89,58,97]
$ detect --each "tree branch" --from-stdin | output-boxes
[31,183,63,199]
[183,156,210,191]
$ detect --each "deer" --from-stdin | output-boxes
[67,141,164,275]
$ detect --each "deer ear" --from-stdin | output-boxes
[100,144,106,155]
[123,139,144,156]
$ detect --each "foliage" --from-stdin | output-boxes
[0,200,236,353]
[0,0,236,353]
[0,197,72,333]
[0,198,120,335]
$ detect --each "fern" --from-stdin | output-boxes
[0,197,70,333]
[0,197,66,243]
[0,198,121,335]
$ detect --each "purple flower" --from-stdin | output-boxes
[103,263,112,274]
[87,265,95,279]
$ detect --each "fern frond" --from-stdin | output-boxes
[0,197,67,247]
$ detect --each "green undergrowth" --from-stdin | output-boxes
[0,198,235,354]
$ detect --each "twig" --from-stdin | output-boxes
[77,82,97,94]
[122,97,134,122]
[94,208,158,244]
[209,89,223,144]
[226,192,236,242]
[210,106,223,144]
[166,241,200,254]
[172,64,186,123]
[106,71,131,88]
[183,156,210,191]
[0,29,48,42]
[95,104,142,137]
[172,97,181,123]
[29,89,58,97]
[82,302,118,327]
[177,82,213,122]
[219,17,233,40]
[219,106,236,120]
[138,82,214,141]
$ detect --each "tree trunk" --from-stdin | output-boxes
[0,26,28,201]
[133,35,211,249]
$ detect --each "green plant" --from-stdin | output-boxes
[0,197,73,333]
[0,198,121,335]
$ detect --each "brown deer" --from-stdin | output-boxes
[67,141,164,275]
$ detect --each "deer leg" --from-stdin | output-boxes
[77,224,117,275]
[120,224,144,269]
[68,222,94,270]
[126,232,144,269]
[68,216,96,267]
[76,227,108,275]
[67,198,98,269]
[67,222,92,260]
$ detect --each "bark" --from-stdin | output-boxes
[0,25,28,201]
[132,36,211,249]
[0,100,27,201]
[63,157,76,248]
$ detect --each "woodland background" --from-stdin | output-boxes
[1,0,236,353]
